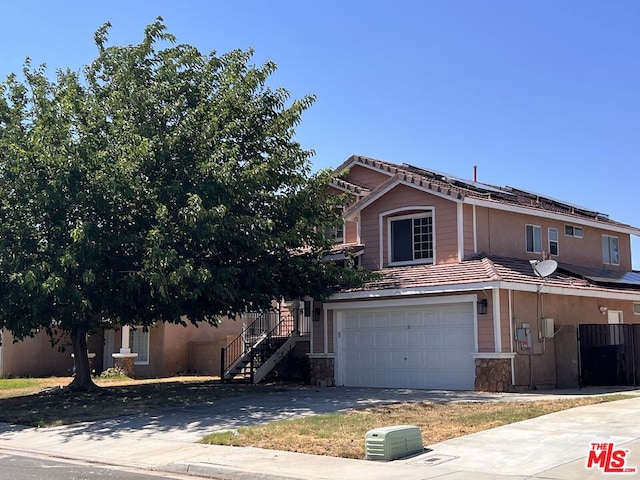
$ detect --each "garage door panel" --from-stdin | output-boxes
[339,302,475,390]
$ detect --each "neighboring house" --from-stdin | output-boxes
[0,318,243,378]
[308,155,640,391]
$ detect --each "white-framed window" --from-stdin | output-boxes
[602,235,620,265]
[324,208,345,243]
[548,228,559,256]
[526,225,542,253]
[130,327,150,365]
[564,225,584,238]
[389,212,434,265]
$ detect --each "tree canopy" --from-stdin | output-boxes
[0,19,367,390]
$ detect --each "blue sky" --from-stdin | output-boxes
[2,1,640,266]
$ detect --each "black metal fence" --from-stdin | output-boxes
[578,323,640,387]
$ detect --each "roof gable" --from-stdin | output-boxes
[335,155,640,235]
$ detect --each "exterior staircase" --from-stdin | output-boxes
[221,310,310,383]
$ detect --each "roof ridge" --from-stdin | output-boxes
[480,256,502,281]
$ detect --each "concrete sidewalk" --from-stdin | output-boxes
[0,386,639,479]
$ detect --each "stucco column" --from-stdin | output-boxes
[119,325,132,354]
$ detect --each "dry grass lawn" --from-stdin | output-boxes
[201,394,633,459]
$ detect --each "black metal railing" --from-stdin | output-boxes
[220,309,311,382]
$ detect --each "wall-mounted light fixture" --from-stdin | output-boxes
[477,298,488,315]
[313,307,322,322]
[599,306,608,315]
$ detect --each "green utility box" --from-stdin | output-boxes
[365,425,423,461]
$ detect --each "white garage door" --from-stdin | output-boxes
[338,302,475,390]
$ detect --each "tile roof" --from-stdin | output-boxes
[329,177,371,195]
[342,254,640,297]
[338,155,639,233]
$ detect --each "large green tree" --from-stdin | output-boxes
[0,19,366,390]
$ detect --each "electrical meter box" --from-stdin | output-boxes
[542,318,555,338]
[365,425,423,461]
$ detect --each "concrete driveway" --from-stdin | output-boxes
[0,385,638,479]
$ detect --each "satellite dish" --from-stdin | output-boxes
[533,259,558,278]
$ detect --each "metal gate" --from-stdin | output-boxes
[578,324,640,387]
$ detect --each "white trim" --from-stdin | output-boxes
[499,281,640,300]
[335,311,344,386]
[130,327,150,365]
[380,206,435,268]
[525,224,542,254]
[333,157,394,179]
[493,288,502,352]
[457,202,464,261]
[323,306,329,354]
[329,280,640,302]
[472,352,516,359]
[473,204,478,254]
[473,298,479,354]
[548,227,559,256]
[357,212,362,244]
[347,177,461,219]
[508,289,515,385]
[310,305,315,354]
[325,294,478,311]
[602,234,620,266]
[465,197,640,236]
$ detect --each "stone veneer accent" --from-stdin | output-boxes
[114,356,136,377]
[309,357,335,387]
[475,358,512,392]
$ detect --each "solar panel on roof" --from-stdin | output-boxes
[505,186,606,218]
[559,264,640,286]
[402,164,515,197]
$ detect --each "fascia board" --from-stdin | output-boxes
[498,281,640,300]
[324,293,479,310]
[345,178,462,220]
[465,197,640,236]
[327,282,498,302]
[328,280,640,303]
[332,157,395,177]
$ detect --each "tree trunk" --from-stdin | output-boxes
[67,325,97,391]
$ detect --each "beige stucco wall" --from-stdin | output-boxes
[474,207,632,269]
[1,330,72,377]
[110,318,243,378]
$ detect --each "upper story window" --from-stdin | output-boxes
[389,213,433,265]
[325,224,344,243]
[565,225,583,238]
[548,228,559,256]
[324,208,345,243]
[525,225,542,253]
[602,235,619,265]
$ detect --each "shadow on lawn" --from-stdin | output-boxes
[0,384,532,443]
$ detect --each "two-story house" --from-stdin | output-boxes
[308,155,640,392]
